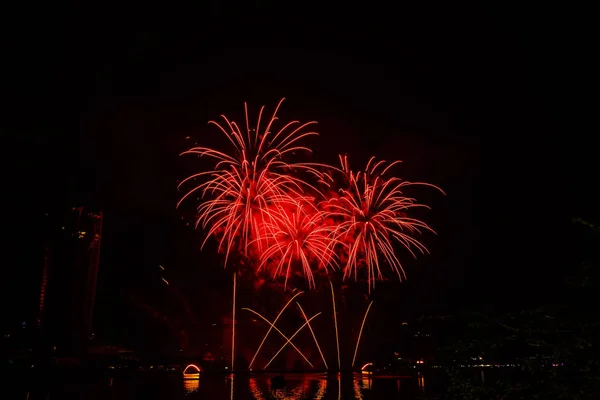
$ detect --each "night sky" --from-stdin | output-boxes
[2,3,597,340]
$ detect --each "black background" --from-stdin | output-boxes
[2,2,597,345]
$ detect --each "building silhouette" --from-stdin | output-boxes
[38,207,103,357]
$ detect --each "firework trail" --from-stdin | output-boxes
[178,98,320,266]
[324,155,443,290]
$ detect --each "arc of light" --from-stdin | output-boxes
[352,301,374,368]
[296,303,328,369]
[242,306,312,368]
[231,272,236,371]
[264,312,321,369]
[183,364,201,374]
[330,281,341,370]
[246,291,303,369]
[361,362,373,371]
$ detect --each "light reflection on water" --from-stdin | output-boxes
[18,372,425,399]
[183,377,200,393]
[218,372,418,399]
[247,375,325,400]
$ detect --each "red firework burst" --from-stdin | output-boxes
[178,99,442,292]
[177,98,319,265]
[256,199,340,289]
[324,155,444,290]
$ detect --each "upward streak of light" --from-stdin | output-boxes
[297,303,328,369]
[231,272,236,371]
[242,306,313,368]
[351,301,374,368]
[247,291,303,369]
[330,281,341,370]
[263,312,321,369]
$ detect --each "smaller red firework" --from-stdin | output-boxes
[323,155,444,290]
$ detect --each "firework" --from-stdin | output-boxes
[256,199,339,289]
[179,99,442,292]
[178,98,319,266]
[324,155,443,290]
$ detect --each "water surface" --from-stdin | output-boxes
[19,372,429,399]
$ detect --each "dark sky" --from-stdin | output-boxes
[2,3,597,336]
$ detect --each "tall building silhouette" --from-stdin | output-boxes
[39,207,103,357]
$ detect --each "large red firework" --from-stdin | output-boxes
[179,100,442,291]
[177,98,318,266]
[323,155,444,290]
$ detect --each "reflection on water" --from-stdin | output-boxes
[314,379,326,400]
[13,371,429,399]
[248,376,323,400]
[210,372,420,399]
[360,371,372,390]
[183,377,200,394]
[353,380,363,400]
[249,377,262,399]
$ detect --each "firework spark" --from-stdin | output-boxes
[325,155,443,290]
[178,98,319,265]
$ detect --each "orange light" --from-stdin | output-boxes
[183,364,201,374]
[183,377,199,393]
